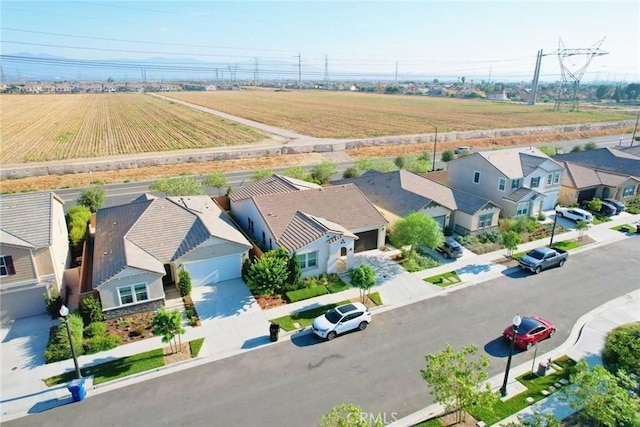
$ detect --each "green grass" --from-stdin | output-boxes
[326,279,349,294]
[44,348,165,387]
[424,271,462,287]
[511,250,527,261]
[611,223,638,233]
[368,292,383,306]
[413,419,442,427]
[269,299,351,331]
[189,338,205,358]
[550,239,581,251]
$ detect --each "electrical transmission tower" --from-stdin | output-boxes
[553,38,608,111]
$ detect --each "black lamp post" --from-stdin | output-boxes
[59,305,82,379]
[431,127,438,172]
[500,314,522,397]
[549,212,558,247]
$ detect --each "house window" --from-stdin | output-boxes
[297,252,318,269]
[498,178,506,191]
[553,172,561,184]
[117,283,149,306]
[516,202,529,216]
[0,255,15,276]
[473,171,481,184]
[511,179,521,190]
[547,174,553,185]
[623,185,636,197]
[530,177,540,188]
[247,217,254,233]
[478,213,493,228]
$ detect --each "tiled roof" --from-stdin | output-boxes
[476,147,560,178]
[251,184,386,251]
[277,212,355,252]
[92,196,250,289]
[504,187,542,202]
[229,174,320,202]
[561,161,639,189]
[0,192,62,248]
[553,148,640,177]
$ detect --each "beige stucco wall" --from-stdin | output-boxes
[98,268,164,311]
[0,245,36,287]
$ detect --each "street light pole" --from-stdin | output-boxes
[500,314,522,397]
[431,127,438,172]
[59,305,82,379]
[549,212,558,247]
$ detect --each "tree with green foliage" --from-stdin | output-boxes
[537,145,558,157]
[584,141,598,150]
[441,150,455,162]
[394,155,406,169]
[152,308,185,354]
[287,252,302,287]
[502,410,560,427]
[202,172,228,196]
[343,166,361,179]
[421,344,497,424]
[596,85,613,100]
[390,212,444,253]
[560,359,640,427]
[177,269,192,297]
[245,251,289,296]
[603,323,640,376]
[587,198,602,213]
[319,403,384,427]
[405,155,431,174]
[251,169,273,181]
[150,177,204,196]
[66,204,92,249]
[355,158,397,174]
[571,144,585,152]
[625,83,640,101]
[284,166,309,181]
[310,160,338,184]
[77,186,106,212]
[501,230,521,257]
[355,157,376,172]
[574,219,590,239]
[44,313,84,363]
[79,295,104,324]
[44,290,64,319]
[349,264,376,303]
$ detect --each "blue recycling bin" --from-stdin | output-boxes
[68,378,86,402]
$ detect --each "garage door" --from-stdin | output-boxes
[0,286,47,322]
[578,188,597,203]
[354,230,379,253]
[432,215,446,230]
[542,191,558,210]
[183,254,242,286]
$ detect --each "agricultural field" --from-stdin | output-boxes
[0,93,267,164]
[162,90,635,138]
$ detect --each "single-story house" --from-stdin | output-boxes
[0,192,70,321]
[558,161,640,206]
[335,170,501,236]
[91,195,251,318]
[229,175,388,277]
[553,147,640,179]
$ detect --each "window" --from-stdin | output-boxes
[623,185,636,197]
[516,202,529,216]
[511,179,521,190]
[297,251,318,269]
[553,172,561,184]
[247,217,254,233]
[498,178,506,191]
[117,283,149,306]
[478,213,493,228]
[547,174,553,185]
[0,255,15,276]
[530,177,540,188]
[473,171,481,184]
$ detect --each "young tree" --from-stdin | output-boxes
[571,144,585,152]
[421,344,497,424]
[79,295,104,324]
[574,219,590,239]
[319,403,384,427]
[284,166,309,181]
[152,308,185,354]
[150,177,204,196]
[405,155,431,174]
[390,212,444,253]
[501,230,521,257]
[177,269,192,297]
[77,186,106,212]
[342,166,361,179]
[441,150,455,162]
[245,252,289,296]
[310,160,338,184]
[587,198,602,213]
[251,169,273,181]
[584,141,598,150]
[603,323,640,376]
[203,172,228,196]
[66,205,92,249]
[537,145,557,157]
[394,155,406,169]
[349,264,376,303]
[287,253,302,287]
[560,359,640,427]
[355,158,376,172]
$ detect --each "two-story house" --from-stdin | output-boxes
[447,147,565,217]
[0,192,70,321]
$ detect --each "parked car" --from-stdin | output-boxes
[436,238,463,259]
[454,146,470,154]
[580,200,616,217]
[603,198,626,214]
[518,247,568,274]
[312,302,372,341]
[555,207,593,223]
[503,316,556,350]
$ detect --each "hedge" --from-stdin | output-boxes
[44,313,84,363]
[286,286,329,303]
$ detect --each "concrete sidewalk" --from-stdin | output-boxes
[1,212,639,423]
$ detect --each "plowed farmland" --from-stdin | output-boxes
[0,93,267,164]
[162,90,633,138]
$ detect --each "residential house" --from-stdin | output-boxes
[447,147,565,217]
[486,89,508,101]
[557,161,640,206]
[0,192,70,321]
[229,175,387,277]
[553,147,640,179]
[91,195,251,318]
[335,170,501,236]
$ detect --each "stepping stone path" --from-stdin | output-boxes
[548,386,557,392]
[559,378,569,385]
[554,382,562,388]
[526,397,535,404]
[541,390,550,396]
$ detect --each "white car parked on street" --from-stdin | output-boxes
[555,207,593,223]
[312,302,372,340]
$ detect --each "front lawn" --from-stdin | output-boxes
[270,300,351,331]
[424,271,461,287]
[550,239,581,251]
[611,223,638,233]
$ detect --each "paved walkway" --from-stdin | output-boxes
[1,212,639,423]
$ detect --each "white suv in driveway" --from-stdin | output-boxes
[555,207,593,223]
[312,302,372,340]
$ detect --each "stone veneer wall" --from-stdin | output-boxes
[103,298,164,319]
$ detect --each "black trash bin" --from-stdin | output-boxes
[269,323,280,342]
[68,378,86,402]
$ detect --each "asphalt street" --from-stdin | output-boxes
[5,238,639,427]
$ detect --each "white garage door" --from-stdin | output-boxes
[183,254,242,286]
[432,215,446,230]
[1,286,47,322]
[543,191,558,211]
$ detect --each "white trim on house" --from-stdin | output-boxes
[116,282,150,306]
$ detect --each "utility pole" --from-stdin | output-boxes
[394,61,398,86]
[324,54,329,87]
[253,57,259,87]
[297,53,302,90]
[431,127,438,172]
[529,49,543,105]
[488,66,492,85]
[631,112,639,147]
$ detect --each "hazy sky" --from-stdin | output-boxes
[1,0,639,82]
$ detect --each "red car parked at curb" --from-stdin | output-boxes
[503,316,556,350]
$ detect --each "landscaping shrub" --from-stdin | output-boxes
[477,230,500,244]
[241,257,252,282]
[342,166,360,179]
[44,290,63,319]
[286,286,329,303]
[80,295,104,324]
[178,269,192,297]
[602,323,640,376]
[84,321,107,338]
[537,212,547,221]
[400,250,441,272]
[83,334,121,354]
[44,313,84,363]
